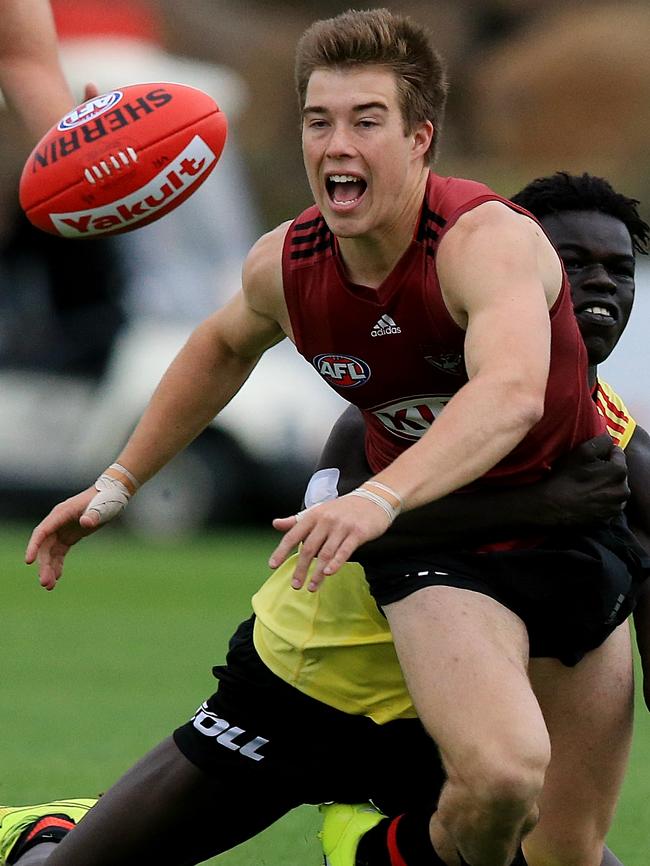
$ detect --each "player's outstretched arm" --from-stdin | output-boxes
[111,231,286,487]
[623,424,650,711]
[26,228,288,587]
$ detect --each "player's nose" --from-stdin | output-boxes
[578,263,618,293]
[326,123,356,158]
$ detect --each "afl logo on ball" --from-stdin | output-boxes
[57,91,124,131]
[314,353,371,388]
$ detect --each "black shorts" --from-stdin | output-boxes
[363,517,650,666]
[173,617,443,818]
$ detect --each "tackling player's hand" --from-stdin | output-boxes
[539,433,629,526]
[269,494,393,592]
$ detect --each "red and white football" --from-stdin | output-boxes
[19,82,228,238]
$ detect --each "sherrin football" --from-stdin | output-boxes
[19,82,228,238]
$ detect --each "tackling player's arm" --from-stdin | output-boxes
[623,424,650,711]
[25,225,290,587]
[272,203,561,587]
[318,409,628,553]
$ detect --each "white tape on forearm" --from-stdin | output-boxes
[85,474,133,525]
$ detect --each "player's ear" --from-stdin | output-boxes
[412,120,433,159]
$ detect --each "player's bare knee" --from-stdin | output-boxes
[445,740,548,833]
[476,767,544,826]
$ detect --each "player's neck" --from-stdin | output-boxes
[337,174,427,288]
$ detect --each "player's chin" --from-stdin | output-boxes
[581,331,619,366]
[322,203,369,237]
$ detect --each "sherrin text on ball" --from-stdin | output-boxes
[19,82,228,237]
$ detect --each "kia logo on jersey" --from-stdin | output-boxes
[372,395,452,440]
[313,353,371,388]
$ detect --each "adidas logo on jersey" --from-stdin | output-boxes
[371,314,401,337]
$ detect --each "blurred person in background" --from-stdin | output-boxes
[0,0,77,139]
[0,0,120,378]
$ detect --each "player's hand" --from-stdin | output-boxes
[24,472,134,590]
[540,433,629,526]
[269,495,392,592]
[25,487,101,590]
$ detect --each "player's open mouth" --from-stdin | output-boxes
[575,302,617,325]
[326,174,367,208]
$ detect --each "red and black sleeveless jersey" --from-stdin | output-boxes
[282,172,605,487]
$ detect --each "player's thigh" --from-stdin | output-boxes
[46,736,299,866]
[383,586,550,781]
[525,622,634,866]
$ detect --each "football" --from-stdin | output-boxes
[19,82,228,238]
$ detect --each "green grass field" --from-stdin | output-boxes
[2,521,649,865]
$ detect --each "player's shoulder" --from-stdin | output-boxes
[450,198,533,238]
[245,221,292,274]
[437,200,540,272]
[242,221,292,302]
[595,378,637,450]
[596,378,631,417]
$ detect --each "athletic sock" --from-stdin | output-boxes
[7,815,75,864]
[356,810,448,865]
[355,812,528,866]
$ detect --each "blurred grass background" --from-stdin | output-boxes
[2,522,649,865]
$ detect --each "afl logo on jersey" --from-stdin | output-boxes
[313,353,371,388]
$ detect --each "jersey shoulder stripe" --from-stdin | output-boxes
[289,214,332,261]
[595,379,636,449]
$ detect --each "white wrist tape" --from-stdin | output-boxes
[109,462,140,492]
[348,483,402,524]
[84,463,140,525]
[363,480,404,512]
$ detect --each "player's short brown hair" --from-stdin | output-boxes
[295,8,448,162]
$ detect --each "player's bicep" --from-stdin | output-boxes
[463,280,551,391]
[438,205,552,389]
